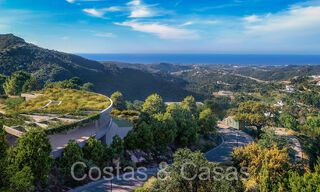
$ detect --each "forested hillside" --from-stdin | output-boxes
[0,34,198,101]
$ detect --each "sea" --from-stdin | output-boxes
[79,54,320,65]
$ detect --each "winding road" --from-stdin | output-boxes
[205,128,254,163]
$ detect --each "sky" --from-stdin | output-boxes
[0,0,320,54]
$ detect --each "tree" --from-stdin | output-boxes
[303,114,320,138]
[111,91,126,111]
[81,82,94,92]
[148,148,243,192]
[232,143,290,191]
[9,166,35,192]
[142,94,166,115]
[3,71,31,95]
[111,135,124,159]
[204,96,231,120]
[151,113,177,152]
[181,96,197,116]
[83,137,106,167]
[279,112,298,130]
[0,127,8,159]
[0,74,7,95]
[287,160,320,192]
[45,77,83,89]
[69,77,82,87]
[59,140,85,183]
[22,77,41,92]
[13,128,52,188]
[0,127,8,187]
[198,108,217,136]
[258,130,291,150]
[124,122,154,151]
[235,101,274,136]
[127,100,143,111]
[167,104,198,147]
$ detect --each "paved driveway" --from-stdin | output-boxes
[205,128,253,163]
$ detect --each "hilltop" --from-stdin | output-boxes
[0,34,197,101]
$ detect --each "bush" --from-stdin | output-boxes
[5,97,24,110]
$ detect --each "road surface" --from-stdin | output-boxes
[205,128,253,163]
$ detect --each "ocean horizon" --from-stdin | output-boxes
[79,54,320,65]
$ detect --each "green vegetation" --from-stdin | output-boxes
[45,77,95,92]
[136,148,243,192]
[59,140,85,185]
[233,143,290,191]
[235,101,275,136]
[287,161,320,192]
[0,74,7,95]
[112,118,133,127]
[124,94,218,160]
[142,93,166,115]
[16,88,110,114]
[111,91,126,110]
[0,128,52,191]
[0,34,198,101]
[198,108,217,136]
[1,35,320,191]
[3,71,31,96]
[1,87,111,135]
[59,136,123,187]
[81,82,94,92]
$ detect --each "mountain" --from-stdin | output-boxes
[105,62,193,74]
[0,34,200,101]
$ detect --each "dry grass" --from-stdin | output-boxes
[17,88,110,114]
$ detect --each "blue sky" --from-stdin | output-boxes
[0,0,320,54]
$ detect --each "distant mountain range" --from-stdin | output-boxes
[0,34,199,101]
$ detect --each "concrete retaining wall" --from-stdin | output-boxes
[50,97,114,158]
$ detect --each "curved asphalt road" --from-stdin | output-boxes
[205,128,253,163]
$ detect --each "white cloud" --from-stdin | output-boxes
[82,7,121,17]
[245,6,320,33]
[243,15,262,23]
[95,32,115,38]
[180,21,194,27]
[83,8,105,17]
[127,0,157,18]
[210,5,320,53]
[66,0,105,4]
[105,6,122,12]
[67,0,96,3]
[115,21,198,40]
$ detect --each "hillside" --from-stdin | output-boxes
[0,34,198,101]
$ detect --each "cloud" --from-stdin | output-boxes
[83,8,105,17]
[245,6,320,34]
[115,21,198,40]
[127,0,157,18]
[180,21,194,27]
[242,15,262,23]
[95,32,115,38]
[210,5,320,53]
[66,0,105,3]
[82,7,122,17]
